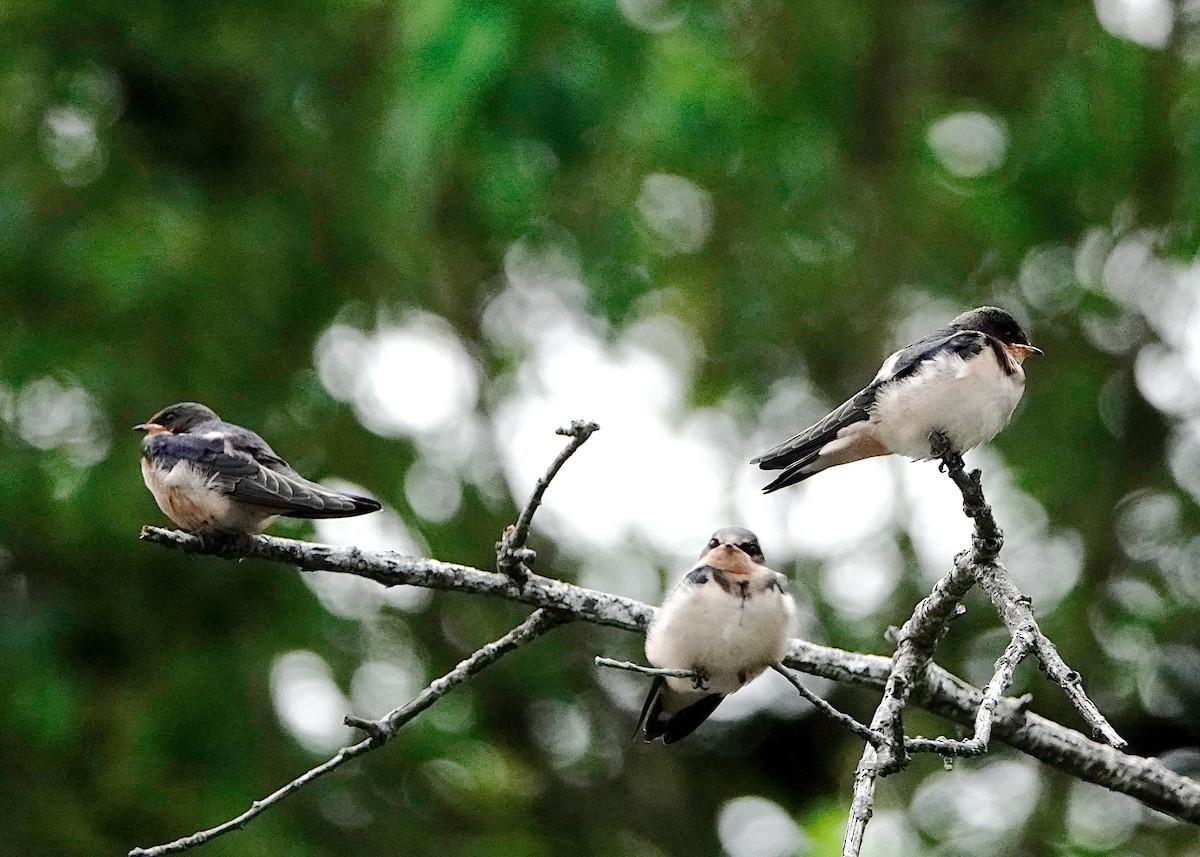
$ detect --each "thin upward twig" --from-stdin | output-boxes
[129,609,566,857]
[905,628,1034,757]
[497,419,599,581]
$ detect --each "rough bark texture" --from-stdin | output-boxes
[139,526,1200,825]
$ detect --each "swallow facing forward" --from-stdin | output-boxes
[638,527,796,744]
[135,402,381,534]
[752,306,1041,493]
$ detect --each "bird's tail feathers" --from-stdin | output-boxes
[759,453,826,493]
[637,677,724,744]
[289,491,382,518]
[752,393,870,473]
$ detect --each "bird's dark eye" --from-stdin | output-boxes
[708,539,719,550]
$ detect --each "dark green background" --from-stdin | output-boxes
[3,0,1199,854]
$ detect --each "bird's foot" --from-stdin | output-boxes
[930,431,964,474]
[690,668,710,691]
[202,530,254,556]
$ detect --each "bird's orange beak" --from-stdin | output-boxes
[134,422,168,435]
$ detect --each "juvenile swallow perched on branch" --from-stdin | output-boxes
[135,402,381,534]
[752,306,1041,493]
[638,527,796,744]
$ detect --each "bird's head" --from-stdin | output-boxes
[134,402,220,435]
[698,527,766,571]
[951,306,1043,363]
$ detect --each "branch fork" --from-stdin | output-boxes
[840,434,1125,856]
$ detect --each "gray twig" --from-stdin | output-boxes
[937,443,1125,749]
[594,657,700,680]
[128,610,565,857]
[840,556,978,856]
[973,561,1126,749]
[138,529,1200,826]
[771,664,881,746]
[843,747,879,857]
[497,419,599,581]
[865,555,979,775]
[905,628,1034,757]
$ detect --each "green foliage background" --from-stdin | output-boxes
[2,1,1199,855]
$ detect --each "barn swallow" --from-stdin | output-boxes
[135,402,381,534]
[638,527,796,744]
[752,306,1041,492]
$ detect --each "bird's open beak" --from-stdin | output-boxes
[134,422,166,434]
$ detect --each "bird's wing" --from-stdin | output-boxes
[751,330,988,490]
[872,329,988,385]
[144,426,380,518]
[750,384,876,472]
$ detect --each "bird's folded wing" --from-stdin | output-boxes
[145,432,378,516]
[752,330,988,473]
[751,385,875,470]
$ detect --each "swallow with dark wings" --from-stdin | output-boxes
[638,527,796,744]
[136,402,381,534]
[753,306,1041,492]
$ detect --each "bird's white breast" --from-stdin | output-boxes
[869,348,1025,459]
[645,570,796,696]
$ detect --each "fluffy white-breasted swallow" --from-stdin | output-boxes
[638,527,796,744]
[752,306,1041,492]
[135,402,381,534]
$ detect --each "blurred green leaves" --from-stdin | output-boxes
[3,0,1200,855]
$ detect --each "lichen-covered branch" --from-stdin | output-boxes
[841,549,978,856]
[973,560,1126,748]
[843,746,879,857]
[140,525,1200,825]
[905,628,1033,758]
[840,439,1128,856]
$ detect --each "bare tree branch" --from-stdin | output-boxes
[497,419,599,580]
[843,746,879,857]
[937,442,1124,749]
[840,438,1129,856]
[139,524,1200,825]
[841,548,978,856]
[973,560,1126,748]
[129,609,566,857]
